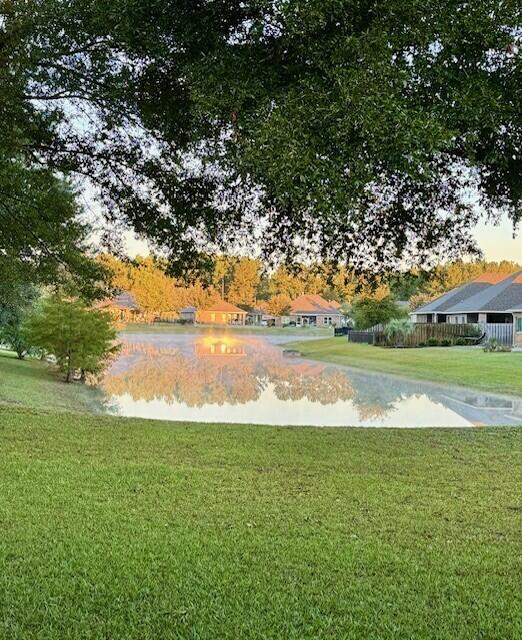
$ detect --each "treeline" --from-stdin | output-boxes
[100,255,522,318]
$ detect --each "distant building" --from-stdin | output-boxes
[289,294,345,327]
[198,300,247,325]
[410,271,522,346]
[246,308,264,325]
[95,291,143,323]
[179,306,197,323]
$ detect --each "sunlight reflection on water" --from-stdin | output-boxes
[99,333,522,427]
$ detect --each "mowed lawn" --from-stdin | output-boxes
[0,351,103,413]
[0,407,521,639]
[1,353,521,638]
[288,338,522,396]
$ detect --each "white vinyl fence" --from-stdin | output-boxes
[480,323,513,345]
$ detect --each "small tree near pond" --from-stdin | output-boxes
[24,297,118,382]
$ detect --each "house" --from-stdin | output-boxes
[246,308,264,325]
[510,305,522,348]
[410,271,522,345]
[179,306,197,323]
[198,300,247,325]
[289,294,345,327]
[95,291,143,323]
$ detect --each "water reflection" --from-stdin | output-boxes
[100,334,522,427]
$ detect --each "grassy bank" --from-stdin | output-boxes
[1,406,521,639]
[0,350,103,413]
[287,338,522,396]
[122,322,333,337]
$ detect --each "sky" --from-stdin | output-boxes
[124,214,521,263]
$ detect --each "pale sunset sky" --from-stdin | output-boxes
[123,215,521,264]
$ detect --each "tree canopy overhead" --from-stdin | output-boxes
[2,1,520,275]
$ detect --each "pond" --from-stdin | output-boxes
[99,333,522,427]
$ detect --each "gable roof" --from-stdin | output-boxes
[95,291,140,311]
[202,300,247,314]
[290,294,342,315]
[413,272,519,315]
[448,270,522,313]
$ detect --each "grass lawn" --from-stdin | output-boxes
[122,322,333,337]
[287,338,522,396]
[0,406,521,639]
[1,348,521,638]
[0,351,103,413]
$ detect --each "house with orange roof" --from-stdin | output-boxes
[198,300,247,325]
[289,294,345,327]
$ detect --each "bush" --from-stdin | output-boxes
[440,339,452,346]
[454,337,468,346]
[383,318,414,347]
[427,337,439,347]
[483,338,512,353]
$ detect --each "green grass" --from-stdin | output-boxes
[122,322,333,337]
[1,347,521,638]
[0,351,103,413]
[287,338,522,396]
[0,406,521,639]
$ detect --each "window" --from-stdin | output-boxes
[516,317,522,333]
[211,313,215,322]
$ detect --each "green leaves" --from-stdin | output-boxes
[23,297,118,382]
[2,0,521,274]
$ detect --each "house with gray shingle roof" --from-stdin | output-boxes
[410,271,522,346]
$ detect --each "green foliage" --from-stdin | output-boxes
[0,276,39,359]
[350,296,407,330]
[427,337,440,347]
[24,297,118,382]
[2,2,520,274]
[483,338,512,353]
[383,318,415,347]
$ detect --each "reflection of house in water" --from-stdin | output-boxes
[102,336,522,425]
[194,339,246,358]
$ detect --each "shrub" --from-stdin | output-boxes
[440,338,452,346]
[24,296,119,382]
[483,338,512,353]
[454,337,468,346]
[427,337,439,347]
[383,318,415,347]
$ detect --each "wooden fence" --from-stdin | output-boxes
[347,330,376,344]
[349,322,514,347]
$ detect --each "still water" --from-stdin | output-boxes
[100,333,522,427]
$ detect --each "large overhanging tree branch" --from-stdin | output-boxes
[1,0,520,276]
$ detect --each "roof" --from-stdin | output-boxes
[202,300,247,313]
[290,294,343,315]
[447,270,522,313]
[413,272,520,315]
[180,306,197,313]
[95,291,140,311]
[413,271,522,315]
